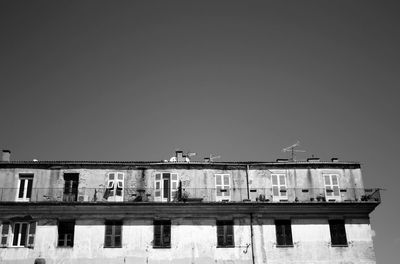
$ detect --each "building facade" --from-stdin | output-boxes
[0,150,380,264]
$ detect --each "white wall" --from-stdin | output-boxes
[0,217,376,264]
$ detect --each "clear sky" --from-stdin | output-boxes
[1,0,399,262]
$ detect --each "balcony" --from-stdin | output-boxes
[0,187,381,204]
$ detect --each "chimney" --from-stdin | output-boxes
[331,158,339,162]
[204,157,210,162]
[307,157,320,162]
[2,150,11,162]
[176,150,184,162]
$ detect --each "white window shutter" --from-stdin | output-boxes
[155,173,161,198]
[27,222,36,248]
[0,222,10,247]
[171,173,178,200]
[272,175,279,196]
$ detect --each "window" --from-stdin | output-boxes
[216,220,234,247]
[104,221,122,248]
[324,174,340,201]
[215,174,231,201]
[0,222,10,247]
[275,220,293,246]
[58,221,75,247]
[271,174,287,201]
[153,220,171,248]
[63,174,79,202]
[10,222,35,247]
[154,173,178,202]
[329,220,348,246]
[105,173,124,202]
[16,174,33,201]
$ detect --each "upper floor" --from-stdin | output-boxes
[0,151,381,205]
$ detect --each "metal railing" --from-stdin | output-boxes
[0,188,381,203]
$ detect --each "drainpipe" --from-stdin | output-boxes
[245,165,250,200]
[245,165,256,264]
[250,213,256,264]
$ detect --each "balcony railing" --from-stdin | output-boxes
[0,188,381,203]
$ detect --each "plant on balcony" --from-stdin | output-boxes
[174,181,189,202]
[316,194,326,202]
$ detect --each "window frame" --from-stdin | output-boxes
[215,174,231,202]
[106,173,124,202]
[154,173,178,202]
[9,221,35,248]
[153,220,171,248]
[275,220,293,247]
[63,173,79,202]
[329,219,348,247]
[104,220,122,248]
[216,220,234,248]
[16,174,34,202]
[271,173,287,201]
[57,220,75,247]
[324,174,341,201]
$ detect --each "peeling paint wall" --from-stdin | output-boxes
[0,165,365,202]
[249,168,365,202]
[0,217,253,264]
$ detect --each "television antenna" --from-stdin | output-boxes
[282,141,306,161]
[208,154,221,162]
[184,151,197,157]
[184,151,196,162]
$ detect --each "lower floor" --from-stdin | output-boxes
[0,216,376,264]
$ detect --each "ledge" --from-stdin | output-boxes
[0,202,379,219]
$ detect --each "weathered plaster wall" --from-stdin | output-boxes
[0,165,365,202]
[143,168,248,202]
[248,168,365,202]
[252,217,376,264]
[0,218,253,264]
[0,217,376,264]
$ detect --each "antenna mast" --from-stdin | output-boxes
[208,154,221,162]
[282,141,306,161]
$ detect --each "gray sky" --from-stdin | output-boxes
[1,1,399,262]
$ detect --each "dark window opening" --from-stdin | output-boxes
[275,220,293,246]
[329,220,348,246]
[63,173,79,202]
[58,221,75,247]
[153,220,171,248]
[217,220,234,247]
[104,221,122,248]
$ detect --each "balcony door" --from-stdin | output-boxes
[215,174,231,201]
[324,174,340,201]
[106,173,124,202]
[63,173,79,202]
[154,173,178,202]
[272,174,287,201]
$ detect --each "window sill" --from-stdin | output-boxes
[103,246,122,248]
[276,245,294,248]
[153,246,171,249]
[331,244,348,247]
[216,245,235,248]
[6,246,33,249]
[57,246,73,248]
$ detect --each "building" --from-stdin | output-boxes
[0,150,380,264]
